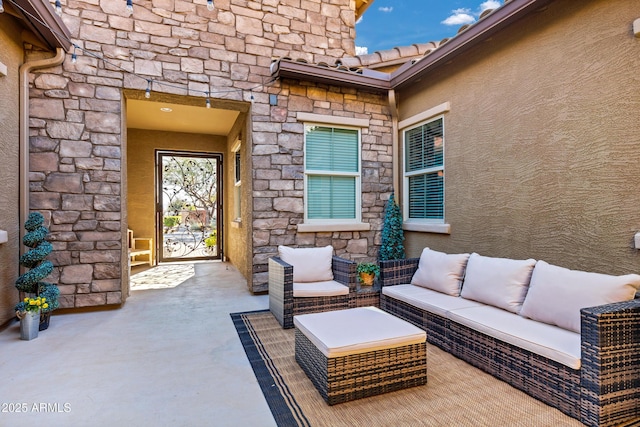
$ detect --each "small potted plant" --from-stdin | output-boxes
[357,262,380,286]
[15,296,49,340]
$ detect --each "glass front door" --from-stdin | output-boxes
[156,151,222,262]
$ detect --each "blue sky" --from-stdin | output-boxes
[355,1,502,54]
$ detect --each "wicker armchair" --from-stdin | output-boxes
[269,255,357,329]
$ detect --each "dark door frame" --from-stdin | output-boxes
[155,150,223,262]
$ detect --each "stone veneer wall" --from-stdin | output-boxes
[250,82,393,292]
[26,0,393,302]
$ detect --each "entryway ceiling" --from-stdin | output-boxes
[127,99,240,136]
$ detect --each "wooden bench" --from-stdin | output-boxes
[128,229,153,267]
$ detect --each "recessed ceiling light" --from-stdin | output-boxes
[160,107,173,112]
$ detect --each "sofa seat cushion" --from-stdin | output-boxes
[449,305,581,369]
[411,248,470,296]
[382,284,484,317]
[520,260,640,333]
[278,245,334,283]
[293,280,349,297]
[460,253,536,313]
[294,306,426,358]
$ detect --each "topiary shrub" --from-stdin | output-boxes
[378,192,405,261]
[15,212,59,330]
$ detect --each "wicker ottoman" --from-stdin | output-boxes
[294,306,427,405]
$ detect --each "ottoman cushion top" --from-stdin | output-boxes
[294,307,426,358]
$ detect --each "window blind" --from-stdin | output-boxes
[405,120,443,172]
[305,125,359,220]
[306,127,358,172]
[408,172,443,219]
[307,176,356,219]
[404,117,444,220]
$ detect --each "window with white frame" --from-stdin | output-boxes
[404,116,444,222]
[304,124,361,223]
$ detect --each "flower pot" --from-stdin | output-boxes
[359,272,375,286]
[20,310,40,341]
[39,311,51,331]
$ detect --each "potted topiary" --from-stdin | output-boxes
[356,262,380,286]
[378,192,405,261]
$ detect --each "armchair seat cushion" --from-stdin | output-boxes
[293,280,350,297]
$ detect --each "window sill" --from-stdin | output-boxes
[231,220,242,228]
[403,222,451,234]
[298,222,371,233]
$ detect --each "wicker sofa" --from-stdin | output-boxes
[269,245,357,329]
[379,249,640,427]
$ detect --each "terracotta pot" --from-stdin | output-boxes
[359,272,375,286]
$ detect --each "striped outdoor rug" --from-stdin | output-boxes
[231,310,584,427]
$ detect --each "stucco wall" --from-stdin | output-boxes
[223,118,253,284]
[0,16,25,325]
[397,0,640,275]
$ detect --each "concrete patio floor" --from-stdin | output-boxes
[0,261,277,427]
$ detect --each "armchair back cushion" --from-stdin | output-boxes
[520,260,640,333]
[278,245,334,283]
[410,248,470,296]
[460,253,536,313]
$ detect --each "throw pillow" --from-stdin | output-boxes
[460,253,536,313]
[410,248,470,296]
[520,260,640,333]
[278,245,334,283]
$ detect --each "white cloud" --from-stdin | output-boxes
[356,46,369,55]
[442,1,502,26]
[441,8,475,26]
[379,6,393,13]
[479,1,501,12]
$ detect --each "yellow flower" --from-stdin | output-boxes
[29,299,36,305]
[42,303,49,309]
[42,297,46,302]
[24,297,29,303]
[35,299,41,306]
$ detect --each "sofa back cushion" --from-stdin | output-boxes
[278,245,334,283]
[410,248,470,296]
[460,253,536,313]
[519,260,640,333]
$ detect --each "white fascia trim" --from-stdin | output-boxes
[297,112,370,128]
[398,102,450,130]
[403,222,451,234]
[298,222,371,233]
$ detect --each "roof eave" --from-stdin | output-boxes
[355,0,374,20]
[390,0,554,89]
[271,60,391,93]
[12,0,71,50]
